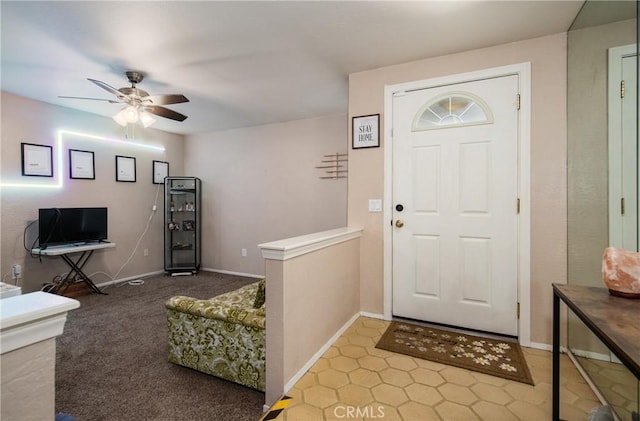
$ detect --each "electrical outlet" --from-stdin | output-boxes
[11,264,22,280]
[241,248,247,257]
[143,248,149,257]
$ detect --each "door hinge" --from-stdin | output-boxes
[516,94,521,110]
[517,302,520,319]
[516,198,521,214]
[621,80,625,98]
[621,197,625,215]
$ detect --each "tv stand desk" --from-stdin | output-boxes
[31,242,115,295]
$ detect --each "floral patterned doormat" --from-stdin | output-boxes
[375,321,534,385]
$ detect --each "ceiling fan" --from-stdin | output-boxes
[59,71,189,127]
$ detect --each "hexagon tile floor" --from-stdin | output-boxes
[272,316,601,421]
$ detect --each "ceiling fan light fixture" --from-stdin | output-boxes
[113,109,128,126]
[65,72,188,127]
[123,105,139,123]
[139,111,156,128]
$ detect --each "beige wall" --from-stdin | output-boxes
[348,33,568,345]
[1,93,347,288]
[0,339,56,421]
[567,19,636,287]
[264,236,360,406]
[282,239,360,381]
[567,19,636,357]
[185,114,348,276]
[1,92,185,292]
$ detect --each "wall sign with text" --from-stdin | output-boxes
[352,114,380,149]
[21,142,53,177]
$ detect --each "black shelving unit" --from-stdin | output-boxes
[164,177,201,275]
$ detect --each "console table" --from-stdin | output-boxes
[552,284,640,421]
[31,242,115,295]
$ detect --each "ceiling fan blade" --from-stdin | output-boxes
[87,78,126,100]
[142,94,189,105]
[58,95,121,103]
[143,105,188,122]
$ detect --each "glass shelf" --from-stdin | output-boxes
[164,177,201,274]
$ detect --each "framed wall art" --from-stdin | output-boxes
[21,142,53,177]
[152,160,169,184]
[115,155,136,182]
[352,114,380,149]
[69,149,95,180]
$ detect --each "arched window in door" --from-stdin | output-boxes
[412,92,493,131]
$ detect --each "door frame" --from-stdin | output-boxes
[608,43,637,249]
[382,63,532,346]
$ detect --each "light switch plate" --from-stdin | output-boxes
[369,199,382,212]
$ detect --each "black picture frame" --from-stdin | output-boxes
[21,142,53,177]
[352,114,380,149]
[69,149,95,180]
[152,160,169,184]
[115,155,136,182]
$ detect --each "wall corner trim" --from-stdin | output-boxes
[258,227,362,261]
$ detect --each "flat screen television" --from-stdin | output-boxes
[38,207,108,248]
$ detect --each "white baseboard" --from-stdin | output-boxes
[569,348,613,362]
[525,341,574,356]
[527,341,552,352]
[526,341,610,359]
[359,311,389,321]
[93,268,262,288]
[95,270,164,288]
[201,267,264,279]
[283,312,361,393]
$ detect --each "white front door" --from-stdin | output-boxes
[392,75,520,336]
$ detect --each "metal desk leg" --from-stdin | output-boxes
[56,251,90,294]
[60,251,107,295]
[59,250,91,282]
[552,290,560,421]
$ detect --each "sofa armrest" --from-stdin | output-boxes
[166,295,265,329]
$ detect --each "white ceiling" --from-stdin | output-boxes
[1,1,583,135]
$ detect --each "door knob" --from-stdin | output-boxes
[395,220,404,228]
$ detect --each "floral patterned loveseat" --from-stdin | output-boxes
[165,280,266,391]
